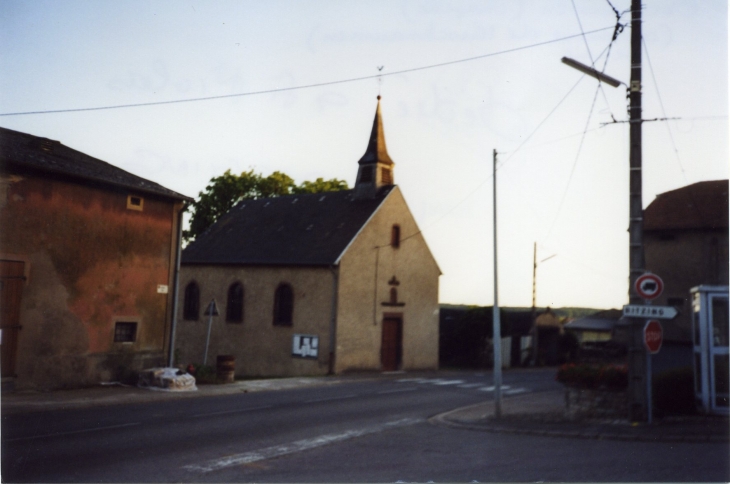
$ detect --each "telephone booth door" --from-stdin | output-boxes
[692,285,729,415]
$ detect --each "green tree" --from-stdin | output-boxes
[183,169,348,242]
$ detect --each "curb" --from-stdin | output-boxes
[429,404,730,443]
[1,376,347,415]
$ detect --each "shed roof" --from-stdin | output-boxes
[564,309,623,332]
[644,180,728,231]
[0,126,191,201]
[182,186,395,266]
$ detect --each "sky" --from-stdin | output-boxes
[1,1,727,310]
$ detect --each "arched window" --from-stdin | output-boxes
[226,282,244,323]
[273,283,294,326]
[391,224,401,248]
[183,282,200,321]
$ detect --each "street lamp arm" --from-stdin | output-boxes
[561,57,624,88]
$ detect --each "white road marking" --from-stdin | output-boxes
[396,378,427,383]
[5,422,142,442]
[457,383,483,388]
[431,379,465,386]
[505,388,528,395]
[377,387,418,395]
[478,385,512,392]
[190,405,273,418]
[183,418,423,473]
[304,394,358,403]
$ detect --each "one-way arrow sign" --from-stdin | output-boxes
[623,304,678,319]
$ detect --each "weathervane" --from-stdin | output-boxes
[377,66,384,96]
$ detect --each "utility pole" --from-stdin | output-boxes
[492,148,502,419]
[627,0,648,423]
[531,242,538,366]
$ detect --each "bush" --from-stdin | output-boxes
[187,363,217,384]
[653,367,696,416]
[556,363,628,390]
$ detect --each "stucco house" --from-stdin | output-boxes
[176,97,441,376]
[643,180,728,342]
[0,127,190,390]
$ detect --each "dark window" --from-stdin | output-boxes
[381,167,392,185]
[127,195,144,211]
[226,282,244,323]
[114,322,137,343]
[360,166,373,183]
[391,224,401,248]
[390,287,398,304]
[274,283,294,326]
[183,282,200,321]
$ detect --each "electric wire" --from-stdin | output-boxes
[0,26,617,117]
[571,0,621,121]
[643,36,710,226]
[497,40,614,171]
[544,77,602,243]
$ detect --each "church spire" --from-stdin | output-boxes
[354,96,395,199]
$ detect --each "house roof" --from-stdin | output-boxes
[644,180,728,231]
[0,126,191,201]
[182,186,395,266]
[358,96,393,166]
[564,309,623,332]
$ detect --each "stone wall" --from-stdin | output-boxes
[564,387,628,421]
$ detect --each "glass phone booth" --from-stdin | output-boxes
[692,285,729,415]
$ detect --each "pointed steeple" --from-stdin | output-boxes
[358,96,393,166]
[354,96,395,199]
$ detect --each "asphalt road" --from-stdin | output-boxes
[3,369,728,482]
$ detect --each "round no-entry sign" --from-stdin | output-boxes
[644,320,663,354]
[635,273,664,300]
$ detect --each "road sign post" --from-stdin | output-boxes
[643,319,663,424]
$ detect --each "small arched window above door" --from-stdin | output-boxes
[391,224,401,248]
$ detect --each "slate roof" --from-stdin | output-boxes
[564,309,623,332]
[182,186,395,266]
[0,126,191,201]
[644,180,728,231]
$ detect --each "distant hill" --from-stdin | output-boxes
[439,304,608,320]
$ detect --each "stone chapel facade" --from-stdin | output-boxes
[175,97,441,376]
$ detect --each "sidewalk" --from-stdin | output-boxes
[1,376,346,415]
[430,389,730,443]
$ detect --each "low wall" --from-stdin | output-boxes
[564,387,628,420]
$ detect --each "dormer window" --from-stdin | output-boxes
[127,195,144,211]
[391,224,401,248]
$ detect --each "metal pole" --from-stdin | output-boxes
[627,0,648,423]
[203,312,213,367]
[531,242,538,366]
[166,204,185,368]
[492,148,502,419]
[647,352,653,424]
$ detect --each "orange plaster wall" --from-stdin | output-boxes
[0,173,177,387]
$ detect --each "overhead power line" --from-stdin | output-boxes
[0,26,616,117]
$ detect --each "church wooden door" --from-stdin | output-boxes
[381,317,402,371]
[1,260,24,378]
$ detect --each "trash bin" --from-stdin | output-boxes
[216,355,235,383]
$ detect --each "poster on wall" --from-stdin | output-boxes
[292,334,319,359]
